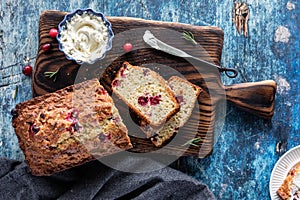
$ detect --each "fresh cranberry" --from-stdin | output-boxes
[11,108,18,118]
[66,113,72,121]
[106,134,111,140]
[176,95,184,104]
[96,88,108,95]
[112,80,119,87]
[49,28,58,38]
[120,66,127,78]
[71,110,79,119]
[22,65,32,76]
[291,171,295,176]
[66,108,79,120]
[65,109,82,132]
[99,133,106,141]
[98,133,111,141]
[123,42,133,52]
[112,117,120,123]
[151,136,158,142]
[71,123,81,132]
[42,43,52,51]
[66,121,81,133]
[31,125,40,134]
[138,96,149,106]
[143,69,150,76]
[150,95,161,105]
[101,89,108,95]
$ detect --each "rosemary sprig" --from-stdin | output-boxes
[13,85,18,100]
[182,137,202,147]
[182,31,197,45]
[44,68,60,82]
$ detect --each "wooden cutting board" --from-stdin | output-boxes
[32,10,276,158]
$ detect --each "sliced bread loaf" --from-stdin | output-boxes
[111,62,180,137]
[277,162,300,200]
[12,79,132,176]
[151,76,202,147]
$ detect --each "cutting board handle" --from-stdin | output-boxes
[225,80,277,119]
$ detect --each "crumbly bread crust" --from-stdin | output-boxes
[12,79,132,176]
[277,162,300,199]
[151,76,202,147]
[112,62,180,136]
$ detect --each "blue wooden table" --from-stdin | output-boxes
[1,0,299,199]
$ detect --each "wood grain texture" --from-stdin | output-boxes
[225,80,277,119]
[32,10,227,158]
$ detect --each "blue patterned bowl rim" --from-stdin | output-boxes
[56,8,114,65]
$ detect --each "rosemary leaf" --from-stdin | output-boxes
[44,68,60,82]
[189,143,199,147]
[182,31,197,45]
[182,137,202,147]
[13,85,18,100]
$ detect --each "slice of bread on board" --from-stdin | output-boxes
[151,76,202,147]
[112,62,180,137]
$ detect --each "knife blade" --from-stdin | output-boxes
[143,30,238,78]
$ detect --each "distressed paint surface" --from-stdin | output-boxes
[0,0,299,199]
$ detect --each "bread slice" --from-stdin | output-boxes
[111,62,180,137]
[277,162,300,199]
[12,79,132,176]
[151,76,202,147]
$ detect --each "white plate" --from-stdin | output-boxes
[270,145,300,200]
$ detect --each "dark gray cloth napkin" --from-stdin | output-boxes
[0,156,216,200]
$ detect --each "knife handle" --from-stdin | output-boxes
[224,80,277,119]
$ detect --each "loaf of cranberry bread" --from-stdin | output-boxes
[111,62,180,137]
[12,79,132,176]
[151,76,202,147]
[277,162,300,200]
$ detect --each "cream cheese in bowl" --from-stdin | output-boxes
[57,9,114,64]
